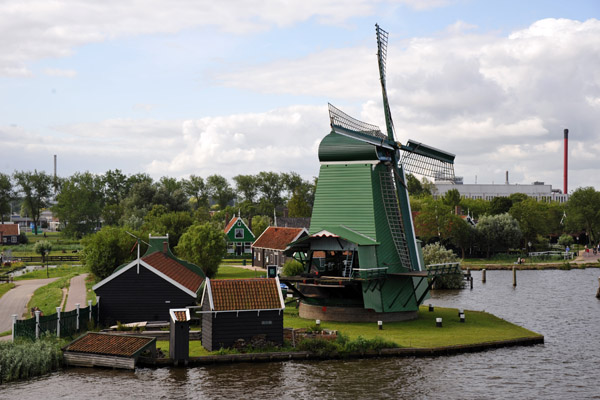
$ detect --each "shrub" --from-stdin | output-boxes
[0,336,64,384]
[297,337,341,357]
[282,259,304,276]
[423,243,463,289]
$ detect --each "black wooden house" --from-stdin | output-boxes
[93,235,205,326]
[200,278,285,351]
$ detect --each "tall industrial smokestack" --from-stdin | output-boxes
[563,129,568,195]
[505,171,509,185]
[53,154,58,194]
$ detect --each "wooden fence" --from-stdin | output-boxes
[12,255,81,263]
[12,301,99,340]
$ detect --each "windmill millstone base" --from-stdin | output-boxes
[299,302,418,323]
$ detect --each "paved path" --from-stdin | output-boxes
[64,273,89,311]
[0,278,58,333]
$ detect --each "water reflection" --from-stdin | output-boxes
[2,269,600,399]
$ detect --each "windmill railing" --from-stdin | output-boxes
[426,263,462,277]
[353,267,388,280]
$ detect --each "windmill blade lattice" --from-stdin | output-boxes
[328,103,386,140]
[400,140,456,181]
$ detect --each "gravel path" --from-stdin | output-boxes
[64,273,89,311]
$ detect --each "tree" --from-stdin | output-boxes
[120,179,157,227]
[566,187,600,245]
[414,198,453,242]
[489,197,513,215]
[558,234,574,248]
[446,214,477,259]
[0,173,14,223]
[287,187,312,218]
[422,242,462,289]
[406,173,425,197]
[251,215,270,239]
[509,193,529,204]
[459,198,489,219]
[13,170,52,234]
[509,198,549,249]
[476,213,522,257]
[443,189,461,210]
[102,169,130,205]
[81,226,138,279]
[33,240,53,277]
[183,175,209,210]
[233,174,259,203]
[142,206,194,248]
[175,222,226,278]
[206,174,235,210]
[154,177,189,212]
[53,172,104,238]
[256,171,285,209]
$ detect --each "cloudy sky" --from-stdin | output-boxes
[1,0,599,192]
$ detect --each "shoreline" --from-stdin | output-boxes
[137,335,544,367]
[462,263,599,270]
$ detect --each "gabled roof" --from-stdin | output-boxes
[169,308,190,322]
[202,278,285,311]
[93,235,205,297]
[0,224,19,236]
[63,332,155,357]
[252,226,308,251]
[142,252,204,293]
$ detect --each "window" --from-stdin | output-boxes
[237,221,241,226]
[234,228,244,239]
[244,242,252,253]
[11,236,17,244]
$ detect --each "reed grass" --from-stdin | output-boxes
[0,336,65,384]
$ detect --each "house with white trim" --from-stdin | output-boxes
[93,235,205,326]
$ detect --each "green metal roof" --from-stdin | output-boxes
[318,131,380,162]
[315,225,379,246]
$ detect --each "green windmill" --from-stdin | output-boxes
[283,25,460,322]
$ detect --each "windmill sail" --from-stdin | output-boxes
[328,103,394,149]
[400,140,456,181]
[376,24,395,141]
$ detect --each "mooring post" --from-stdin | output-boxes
[482,269,486,283]
[76,303,80,331]
[35,310,41,339]
[512,267,517,287]
[596,277,600,299]
[470,275,473,289]
[88,299,92,321]
[12,314,17,342]
[56,307,61,338]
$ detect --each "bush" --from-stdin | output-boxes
[423,243,463,289]
[282,259,304,276]
[558,234,574,248]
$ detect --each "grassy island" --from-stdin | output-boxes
[155,304,542,358]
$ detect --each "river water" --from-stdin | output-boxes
[2,269,599,399]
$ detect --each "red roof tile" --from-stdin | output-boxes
[252,227,305,251]
[64,332,154,357]
[142,252,204,293]
[224,217,239,234]
[174,311,187,321]
[208,279,282,311]
[0,224,19,236]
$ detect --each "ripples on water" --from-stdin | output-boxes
[2,269,600,400]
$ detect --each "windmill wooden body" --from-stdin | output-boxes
[283,25,460,322]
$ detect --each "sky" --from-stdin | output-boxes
[1,0,599,193]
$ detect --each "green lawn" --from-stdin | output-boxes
[13,265,87,281]
[215,266,266,279]
[283,305,540,348]
[157,304,541,357]
[0,282,15,299]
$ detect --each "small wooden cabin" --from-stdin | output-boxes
[200,278,285,351]
[252,226,308,269]
[62,332,156,370]
[0,223,20,245]
[93,235,205,326]
[224,215,255,256]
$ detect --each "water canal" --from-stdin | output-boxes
[2,268,599,399]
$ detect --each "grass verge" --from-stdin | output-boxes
[26,271,84,316]
[0,282,15,299]
[13,265,87,281]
